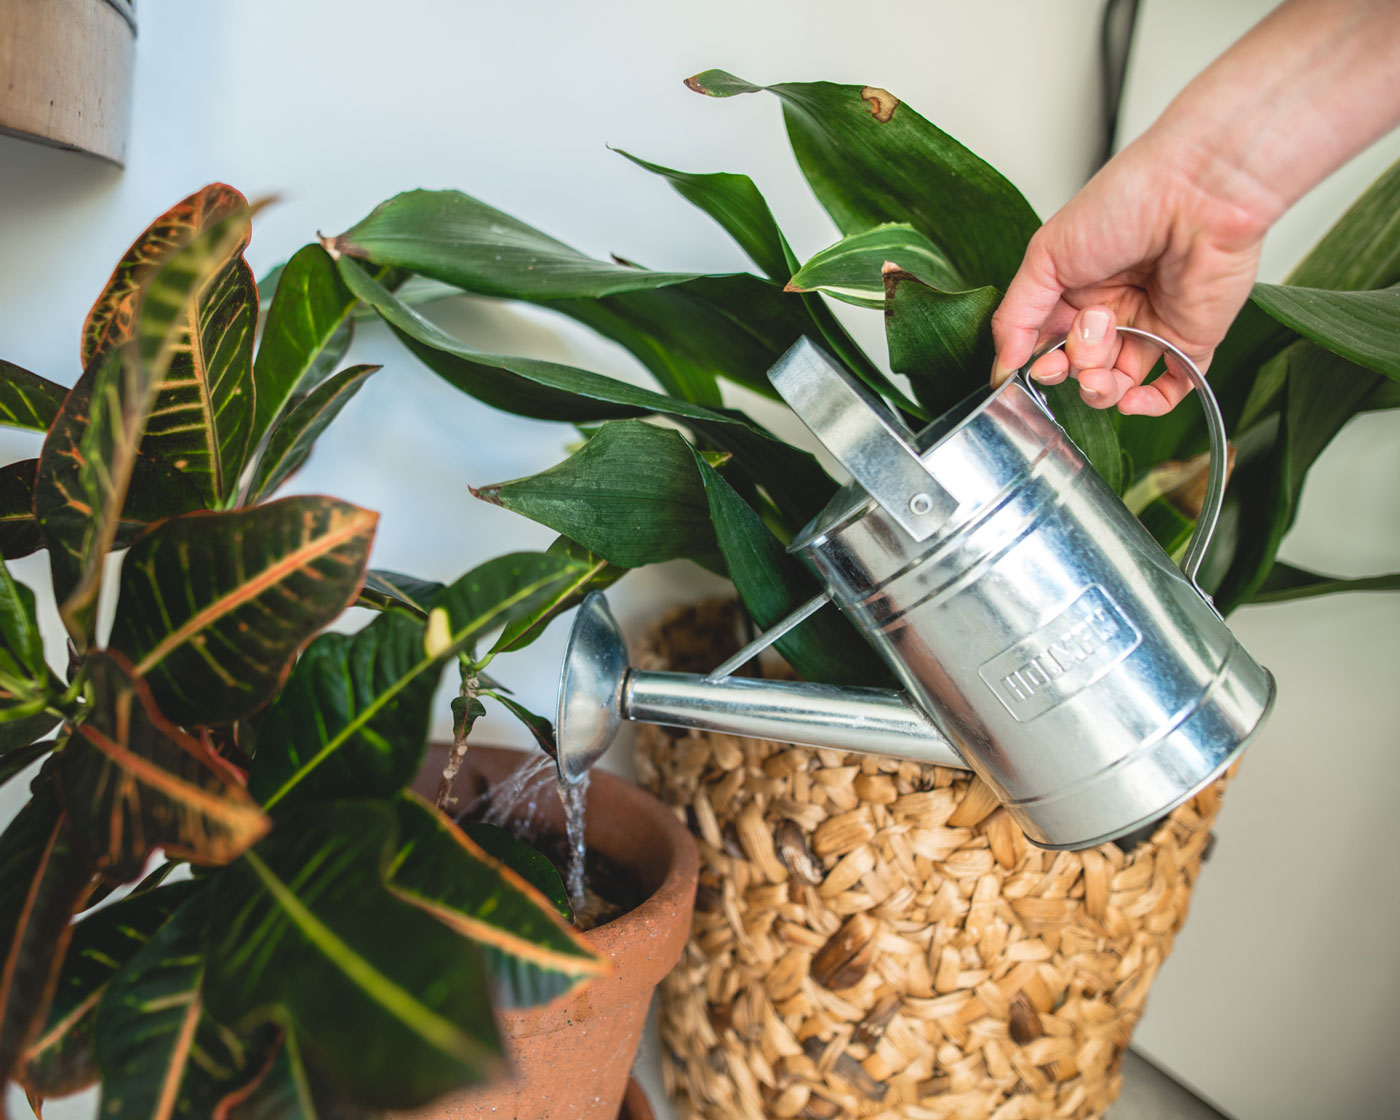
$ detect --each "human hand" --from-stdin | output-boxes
[989,129,1274,415]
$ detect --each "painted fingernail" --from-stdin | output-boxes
[1080,310,1110,343]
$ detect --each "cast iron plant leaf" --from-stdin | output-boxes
[18,880,199,1104]
[252,550,590,812]
[93,891,280,1120]
[107,495,378,727]
[882,267,999,419]
[0,768,91,1095]
[387,793,606,1008]
[59,650,270,883]
[1249,282,1400,380]
[789,223,964,305]
[204,801,505,1109]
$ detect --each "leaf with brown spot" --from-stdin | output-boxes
[107,496,378,727]
[82,184,248,371]
[0,768,91,1091]
[59,651,270,883]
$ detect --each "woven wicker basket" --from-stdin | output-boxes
[633,600,1231,1120]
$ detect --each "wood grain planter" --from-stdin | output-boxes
[0,0,136,164]
[398,745,698,1120]
[633,600,1232,1120]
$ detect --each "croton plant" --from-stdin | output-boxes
[310,69,1398,692]
[0,186,613,1118]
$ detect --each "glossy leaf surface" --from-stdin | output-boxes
[883,270,998,419]
[61,651,270,882]
[474,421,720,570]
[458,821,570,920]
[1250,283,1400,380]
[388,794,604,1008]
[108,496,377,726]
[789,223,962,303]
[0,460,42,561]
[489,537,620,655]
[20,881,198,1101]
[206,802,504,1107]
[94,892,277,1120]
[0,362,67,433]
[687,71,1038,289]
[356,570,445,620]
[246,364,379,501]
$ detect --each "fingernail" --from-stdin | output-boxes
[1082,386,1102,404]
[1080,310,1110,343]
[990,359,1014,387]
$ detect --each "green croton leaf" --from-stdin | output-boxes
[0,741,55,790]
[0,769,90,1090]
[474,420,721,571]
[0,555,60,758]
[458,820,570,920]
[19,880,199,1102]
[247,610,438,810]
[253,551,590,812]
[251,243,362,447]
[94,890,280,1120]
[108,495,378,726]
[1250,283,1400,381]
[330,189,711,301]
[686,71,1039,290]
[356,570,445,620]
[61,651,270,882]
[0,361,68,433]
[0,459,42,561]
[790,223,963,305]
[691,449,891,687]
[488,537,620,656]
[883,269,999,419]
[223,1028,372,1120]
[205,802,505,1109]
[246,363,380,502]
[388,793,605,1007]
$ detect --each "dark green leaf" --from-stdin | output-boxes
[1287,156,1400,291]
[94,892,278,1120]
[61,651,270,881]
[0,361,67,433]
[614,148,796,281]
[108,496,378,726]
[331,189,709,300]
[82,184,249,370]
[389,794,603,1007]
[691,450,891,686]
[0,740,54,790]
[0,459,42,561]
[255,552,589,812]
[247,611,438,810]
[0,555,49,689]
[883,270,999,418]
[1251,283,1400,380]
[790,224,962,303]
[20,881,198,1101]
[474,420,720,570]
[485,694,556,757]
[0,771,90,1088]
[225,1028,373,1120]
[246,364,380,502]
[356,570,446,620]
[1365,378,1400,411]
[1250,562,1400,603]
[687,72,1039,289]
[458,821,571,921]
[251,244,361,447]
[488,537,621,656]
[1042,381,1124,494]
[205,802,504,1108]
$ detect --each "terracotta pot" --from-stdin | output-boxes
[397,745,697,1120]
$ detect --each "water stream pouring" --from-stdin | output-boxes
[555,332,1276,851]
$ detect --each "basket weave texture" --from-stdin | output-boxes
[632,601,1231,1120]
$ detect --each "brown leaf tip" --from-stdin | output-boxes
[468,484,502,506]
[684,74,712,96]
[860,86,899,123]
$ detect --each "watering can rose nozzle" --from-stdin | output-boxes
[554,592,630,787]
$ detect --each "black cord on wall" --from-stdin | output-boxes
[1095,0,1142,175]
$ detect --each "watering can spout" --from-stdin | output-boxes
[554,592,968,788]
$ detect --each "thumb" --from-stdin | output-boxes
[990,236,1062,385]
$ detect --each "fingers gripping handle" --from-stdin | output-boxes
[1024,326,1226,586]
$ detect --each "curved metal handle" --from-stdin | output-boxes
[1024,326,1226,586]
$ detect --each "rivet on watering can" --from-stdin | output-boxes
[909,493,934,516]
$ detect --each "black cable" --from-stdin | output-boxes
[1095,0,1142,175]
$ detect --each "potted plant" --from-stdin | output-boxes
[0,184,695,1120]
[323,69,1399,1118]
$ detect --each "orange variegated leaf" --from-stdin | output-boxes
[59,651,270,883]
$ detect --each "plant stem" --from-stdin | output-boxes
[435,661,482,812]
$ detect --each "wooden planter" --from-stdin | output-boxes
[0,0,136,164]
[633,600,1232,1120]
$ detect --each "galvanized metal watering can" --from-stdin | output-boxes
[555,331,1276,850]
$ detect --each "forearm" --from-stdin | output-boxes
[1147,0,1400,232]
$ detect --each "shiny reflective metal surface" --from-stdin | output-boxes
[554,592,629,784]
[782,336,1275,849]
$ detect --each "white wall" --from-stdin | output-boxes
[1,2,1396,1118]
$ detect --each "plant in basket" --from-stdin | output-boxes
[0,184,624,1120]
[322,70,1400,1118]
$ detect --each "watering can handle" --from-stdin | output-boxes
[1025,326,1226,586]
